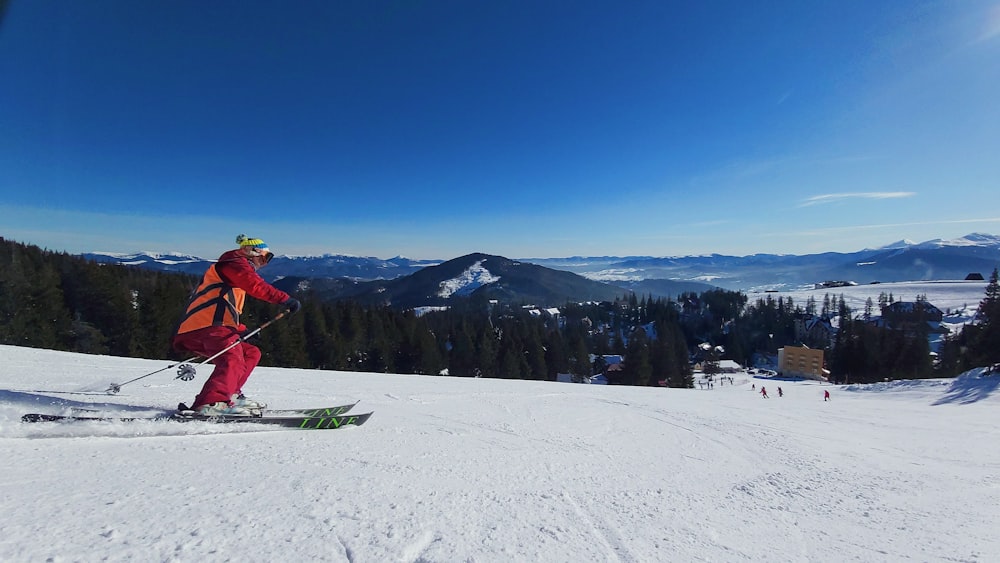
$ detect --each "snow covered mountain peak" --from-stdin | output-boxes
[947,232,1000,247]
[875,239,918,250]
[872,233,1000,251]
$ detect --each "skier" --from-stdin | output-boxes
[777,387,783,397]
[172,235,301,416]
[824,389,831,402]
[760,386,768,399]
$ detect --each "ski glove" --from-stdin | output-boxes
[283,297,302,315]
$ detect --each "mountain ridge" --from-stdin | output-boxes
[79,233,1000,300]
[271,253,636,308]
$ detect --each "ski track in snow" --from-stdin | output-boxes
[0,344,998,561]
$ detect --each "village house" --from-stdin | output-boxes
[793,314,836,349]
[778,345,828,381]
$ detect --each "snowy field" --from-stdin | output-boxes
[746,279,988,316]
[1,345,998,562]
[749,279,989,353]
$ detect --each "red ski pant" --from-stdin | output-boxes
[172,326,262,408]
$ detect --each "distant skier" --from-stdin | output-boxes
[760,386,768,399]
[777,387,783,397]
[824,390,831,402]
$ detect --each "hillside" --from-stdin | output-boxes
[1,344,997,561]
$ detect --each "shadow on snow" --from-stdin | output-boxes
[0,389,162,413]
[932,369,1000,405]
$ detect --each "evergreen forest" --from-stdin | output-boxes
[2,238,998,387]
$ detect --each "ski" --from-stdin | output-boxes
[23,413,174,423]
[21,410,373,430]
[72,401,359,418]
[263,401,359,417]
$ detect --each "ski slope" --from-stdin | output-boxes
[1,344,998,562]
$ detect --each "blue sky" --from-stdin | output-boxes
[2,1,999,260]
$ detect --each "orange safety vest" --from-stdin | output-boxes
[175,265,247,334]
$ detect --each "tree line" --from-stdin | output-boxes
[2,237,997,386]
[0,238,694,386]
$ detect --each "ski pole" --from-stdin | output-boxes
[106,356,200,394]
[105,309,292,394]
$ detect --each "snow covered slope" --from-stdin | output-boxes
[436,259,501,297]
[1,345,997,561]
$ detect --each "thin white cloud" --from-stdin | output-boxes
[977,4,1000,42]
[799,192,916,207]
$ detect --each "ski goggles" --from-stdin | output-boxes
[247,247,274,264]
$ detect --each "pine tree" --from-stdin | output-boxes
[571,331,591,381]
[475,323,499,378]
[497,330,528,379]
[449,323,476,377]
[624,329,652,386]
[524,324,548,380]
[414,323,444,375]
[543,328,568,380]
[971,268,1000,367]
[0,242,73,349]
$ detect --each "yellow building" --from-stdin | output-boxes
[778,345,827,381]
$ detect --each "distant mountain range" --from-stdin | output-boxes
[80,252,438,280]
[525,233,1000,291]
[80,233,1000,307]
[268,253,637,309]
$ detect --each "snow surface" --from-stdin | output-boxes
[1,345,998,562]
[437,260,501,298]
